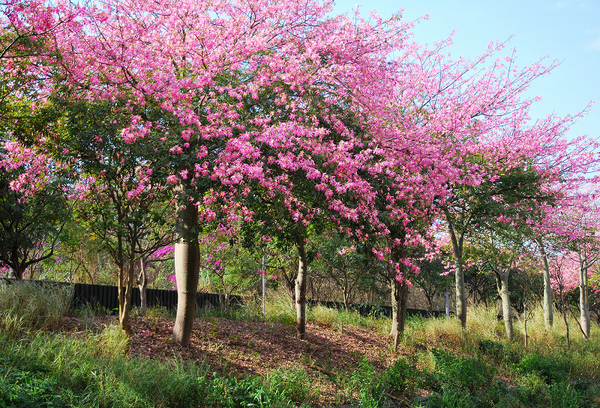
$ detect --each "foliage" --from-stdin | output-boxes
[198,232,261,302]
[0,145,70,280]
[515,353,571,384]
[429,348,494,391]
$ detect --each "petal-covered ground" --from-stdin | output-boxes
[59,315,400,406]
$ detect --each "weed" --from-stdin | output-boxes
[515,353,571,383]
[430,348,494,391]
[423,386,476,408]
[265,365,316,405]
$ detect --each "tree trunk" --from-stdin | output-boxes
[389,276,409,351]
[12,265,25,280]
[295,240,308,339]
[172,192,200,346]
[445,289,450,319]
[343,285,350,310]
[537,239,553,331]
[578,252,590,339]
[446,220,467,328]
[115,224,134,337]
[560,290,571,348]
[118,260,134,336]
[454,257,467,328]
[495,271,514,340]
[138,257,148,317]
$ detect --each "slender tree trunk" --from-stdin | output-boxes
[454,256,467,328]
[560,290,571,348]
[524,302,529,348]
[118,260,134,336]
[343,285,350,310]
[578,252,591,339]
[115,224,134,337]
[495,271,514,340]
[537,239,554,331]
[389,276,409,351]
[446,219,467,328]
[172,191,200,346]
[138,257,148,317]
[295,240,308,339]
[445,288,450,319]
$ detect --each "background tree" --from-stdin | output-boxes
[0,142,69,279]
[51,98,174,334]
[311,230,373,309]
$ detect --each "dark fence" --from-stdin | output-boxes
[1,278,241,313]
[2,278,443,318]
[72,283,242,313]
[307,299,446,319]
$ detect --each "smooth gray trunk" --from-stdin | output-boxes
[454,259,467,328]
[172,193,199,346]
[537,239,553,331]
[495,271,514,340]
[295,241,308,339]
[446,217,467,328]
[578,252,591,339]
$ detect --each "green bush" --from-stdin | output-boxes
[265,365,316,406]
[478,339,505,363]
[424,386,476,408]
[346,359,388,408]
[515,353,571,384]
[381,358,413,394]
[430,348,494,391]
[0,365,77,408]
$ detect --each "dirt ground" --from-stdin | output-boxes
[59,314,403,406]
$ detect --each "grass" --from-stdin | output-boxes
[0,280,73,336]
[1,282,600,407]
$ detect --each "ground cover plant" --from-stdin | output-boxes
[1,282,600,407]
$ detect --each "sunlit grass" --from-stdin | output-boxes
[2,284,600,407]
[0,280,73,335]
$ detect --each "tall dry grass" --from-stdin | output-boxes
[0,280,73,335]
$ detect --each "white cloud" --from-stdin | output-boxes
[586,36,600,51]
[549,1,568,10]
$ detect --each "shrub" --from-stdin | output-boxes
[0,363,77,408]
[430,348,494,391]
[423,386,476,408]
[515,353,571,384]
[265,365,316,405]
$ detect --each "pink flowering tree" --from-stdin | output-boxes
[0,141,70,279]
[555,201,600,339]
[0,1,75,280]
[548,250,581,346]
[138,245,174,315]
[426,46,592,329]
[34,0,421,344]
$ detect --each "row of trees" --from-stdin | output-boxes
[1,0,599,347]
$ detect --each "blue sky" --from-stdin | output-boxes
[332,0,600,141]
